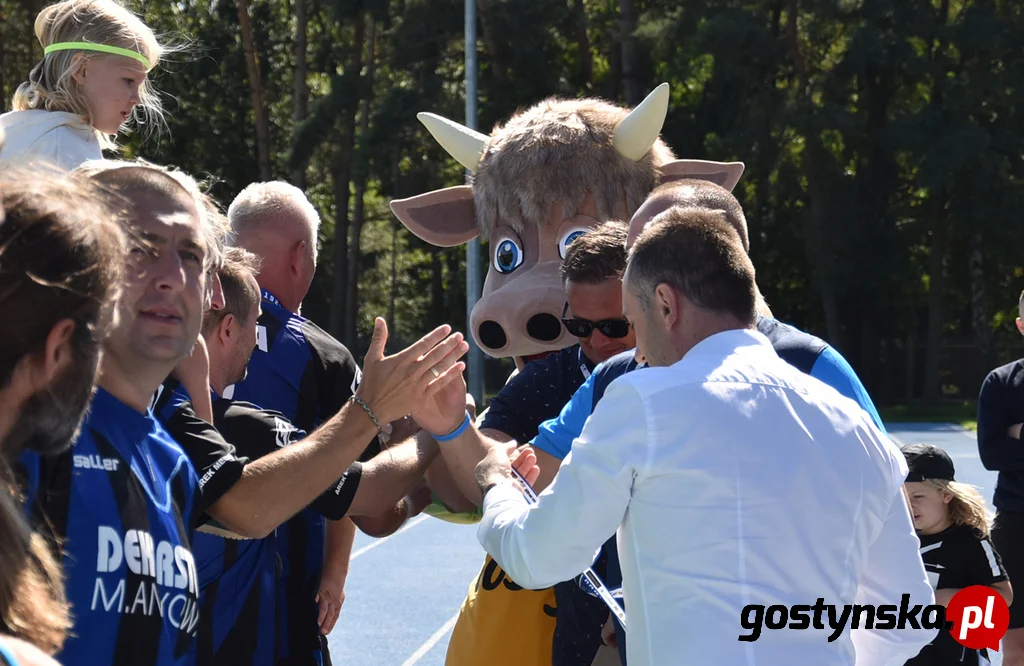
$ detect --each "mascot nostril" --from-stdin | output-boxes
[478,321,508,350]
[526,313,562,342]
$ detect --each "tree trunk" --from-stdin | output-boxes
[785,0,843,348]
[292,0,309,188]
[235,0,272,181]
[430,249,444,328]
[476,0,506,84]
[445,249,462,326]
[969,231,995,374]
[344,16,377,348]
[618,0,641,105]
[329,147,351,338]
[327,16,365,338]
[572,0,593,90]
[0,22,6,112]
[923,203,948,401]
[922,0,952,401]
[389,219,398,332]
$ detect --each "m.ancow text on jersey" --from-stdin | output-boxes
[92,525,200,636]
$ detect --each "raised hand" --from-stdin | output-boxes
[410,362,470,437]
[356,317,469,427]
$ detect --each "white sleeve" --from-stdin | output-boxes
[852,454,937,666]
[477,378,643,589]
[0,126,102,172]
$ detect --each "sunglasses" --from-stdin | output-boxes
[561,303,632,339]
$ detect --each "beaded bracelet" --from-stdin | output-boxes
[350,395,383,433]
[433,412,471,442]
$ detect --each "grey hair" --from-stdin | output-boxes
[227,181,321,259]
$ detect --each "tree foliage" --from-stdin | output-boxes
[3,0,1022,403]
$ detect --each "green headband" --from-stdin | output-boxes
[44,42,152,69]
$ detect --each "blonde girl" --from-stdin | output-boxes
[902,443,1013,665]
[0,0,165,171]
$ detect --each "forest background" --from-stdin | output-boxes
[3,0,1023,415]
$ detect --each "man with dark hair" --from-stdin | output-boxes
[425,220,635,666]
[0,170,127,664]
[427,178,888,665]
[154,248,446,666]
[474,208,935,666]
[17,163,468,666]
[976,288,1024,666]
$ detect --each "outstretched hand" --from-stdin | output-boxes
[510,445,540,489]
[474,442,542,498]
[410,363,470,437]
[356,318,469,427]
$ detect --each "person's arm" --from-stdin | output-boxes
[171,336,214,424]
[318,517,356,636]
[346,430,440,516]
[810,346,886,434]
[977,370,1024,471]
[476,379,642,590]
[208,319,468,537]
[850,460,937,666]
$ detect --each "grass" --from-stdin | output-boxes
[879,400,978,431]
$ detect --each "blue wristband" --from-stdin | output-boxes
[434,413,471,442]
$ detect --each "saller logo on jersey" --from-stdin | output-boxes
[93,526,200,636]
[74,455,120,472]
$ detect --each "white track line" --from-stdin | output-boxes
[350,514,429,561]
[399,612,460,666]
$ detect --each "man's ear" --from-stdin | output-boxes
[36,319,77,389]
[654,283,679,328]
[290,240,307,278]
[1016,317,1024,337]
[217,314,236,347]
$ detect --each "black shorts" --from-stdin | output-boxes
[991,510,1024,629]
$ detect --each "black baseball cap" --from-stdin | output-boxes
[901,443,955,482]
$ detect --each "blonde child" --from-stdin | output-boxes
[0,0,165,171]
[903,443,1014,665]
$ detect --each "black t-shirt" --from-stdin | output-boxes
[907,524,1008,666]
[209,398,362,520]
[151,381,248,526]
[977,359,1024,512]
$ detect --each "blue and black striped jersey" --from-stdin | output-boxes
[17,388,215,666]
[223,290,369,666]
[152,379,363,666]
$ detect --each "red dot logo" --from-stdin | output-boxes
[946,586,1009,651]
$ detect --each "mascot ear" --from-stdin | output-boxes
[390,186,479,247]
[658,160,745,192]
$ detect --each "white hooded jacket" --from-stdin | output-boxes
[0,110,102,172]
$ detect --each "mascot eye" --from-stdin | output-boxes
[558,228,590,259]
[493,237,524,274]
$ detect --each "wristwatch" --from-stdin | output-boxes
[479,475,514,500]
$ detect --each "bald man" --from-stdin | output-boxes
[223,182,396,666]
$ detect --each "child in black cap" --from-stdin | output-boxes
[902,443,1014,665]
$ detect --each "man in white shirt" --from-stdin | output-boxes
[474,207,936,666]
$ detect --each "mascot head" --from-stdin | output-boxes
[390,83,744,361]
